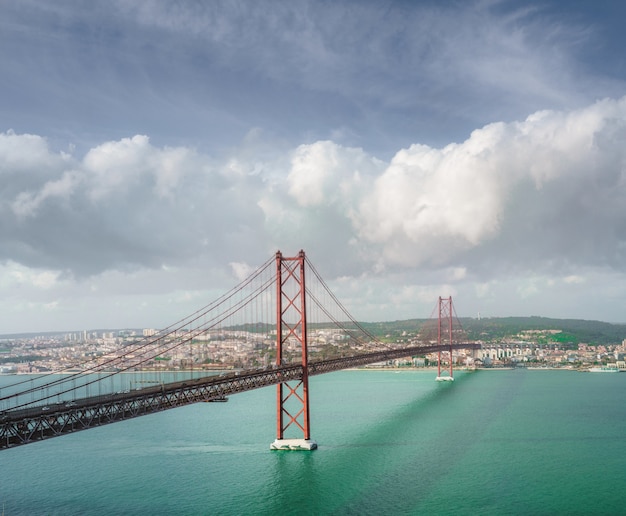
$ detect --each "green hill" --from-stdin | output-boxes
[360,317,626,347]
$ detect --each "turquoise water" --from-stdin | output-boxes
[1,369,625,515]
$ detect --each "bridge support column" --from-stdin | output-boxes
[436,296,455,382]
[270,250,317,451]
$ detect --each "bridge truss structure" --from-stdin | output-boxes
[0,251,478,451]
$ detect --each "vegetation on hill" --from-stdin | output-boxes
[462,317,626,346]
[360,317,626,347]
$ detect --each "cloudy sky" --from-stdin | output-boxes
[2,0,626,333]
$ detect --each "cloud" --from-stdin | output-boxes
[229,261,257,283]
[3,0,623,175]
[121,1,588,106]
[287,140,382,207]
[0,261,60,290]
[2,95,626,329]
[0,131,270,277]
[3,96,626,283]
[351,97,626,275]
[354,139,506,266]
[12,170,81,218]
[97,0,620,154]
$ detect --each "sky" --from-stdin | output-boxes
[2,0,626,333]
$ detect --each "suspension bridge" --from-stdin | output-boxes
[0,251,478,451]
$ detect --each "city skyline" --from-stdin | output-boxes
[2,1,626,333]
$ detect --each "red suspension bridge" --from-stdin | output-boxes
[0,251,478,451]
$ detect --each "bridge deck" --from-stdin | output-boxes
[0,343,479,450]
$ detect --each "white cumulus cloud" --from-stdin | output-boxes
[2,96,626,330]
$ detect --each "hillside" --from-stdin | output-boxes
[360,316,626,347]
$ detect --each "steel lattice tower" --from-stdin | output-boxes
[270,250,317,450]
[436,296,455,382]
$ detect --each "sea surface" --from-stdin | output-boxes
[1,368,625,515]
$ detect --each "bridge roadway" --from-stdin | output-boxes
[0,343,479,450]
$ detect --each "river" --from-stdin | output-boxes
[1,368,625,515]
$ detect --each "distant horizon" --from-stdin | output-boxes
[3,314,626,339]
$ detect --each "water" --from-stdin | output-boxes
[1,369,625,515]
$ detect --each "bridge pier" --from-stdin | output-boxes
[270,438,317,451]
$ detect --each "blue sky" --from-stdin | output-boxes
[2,0,626,333]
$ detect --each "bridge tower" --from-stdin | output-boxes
[270,250,317,451]
[436,296,455,382]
